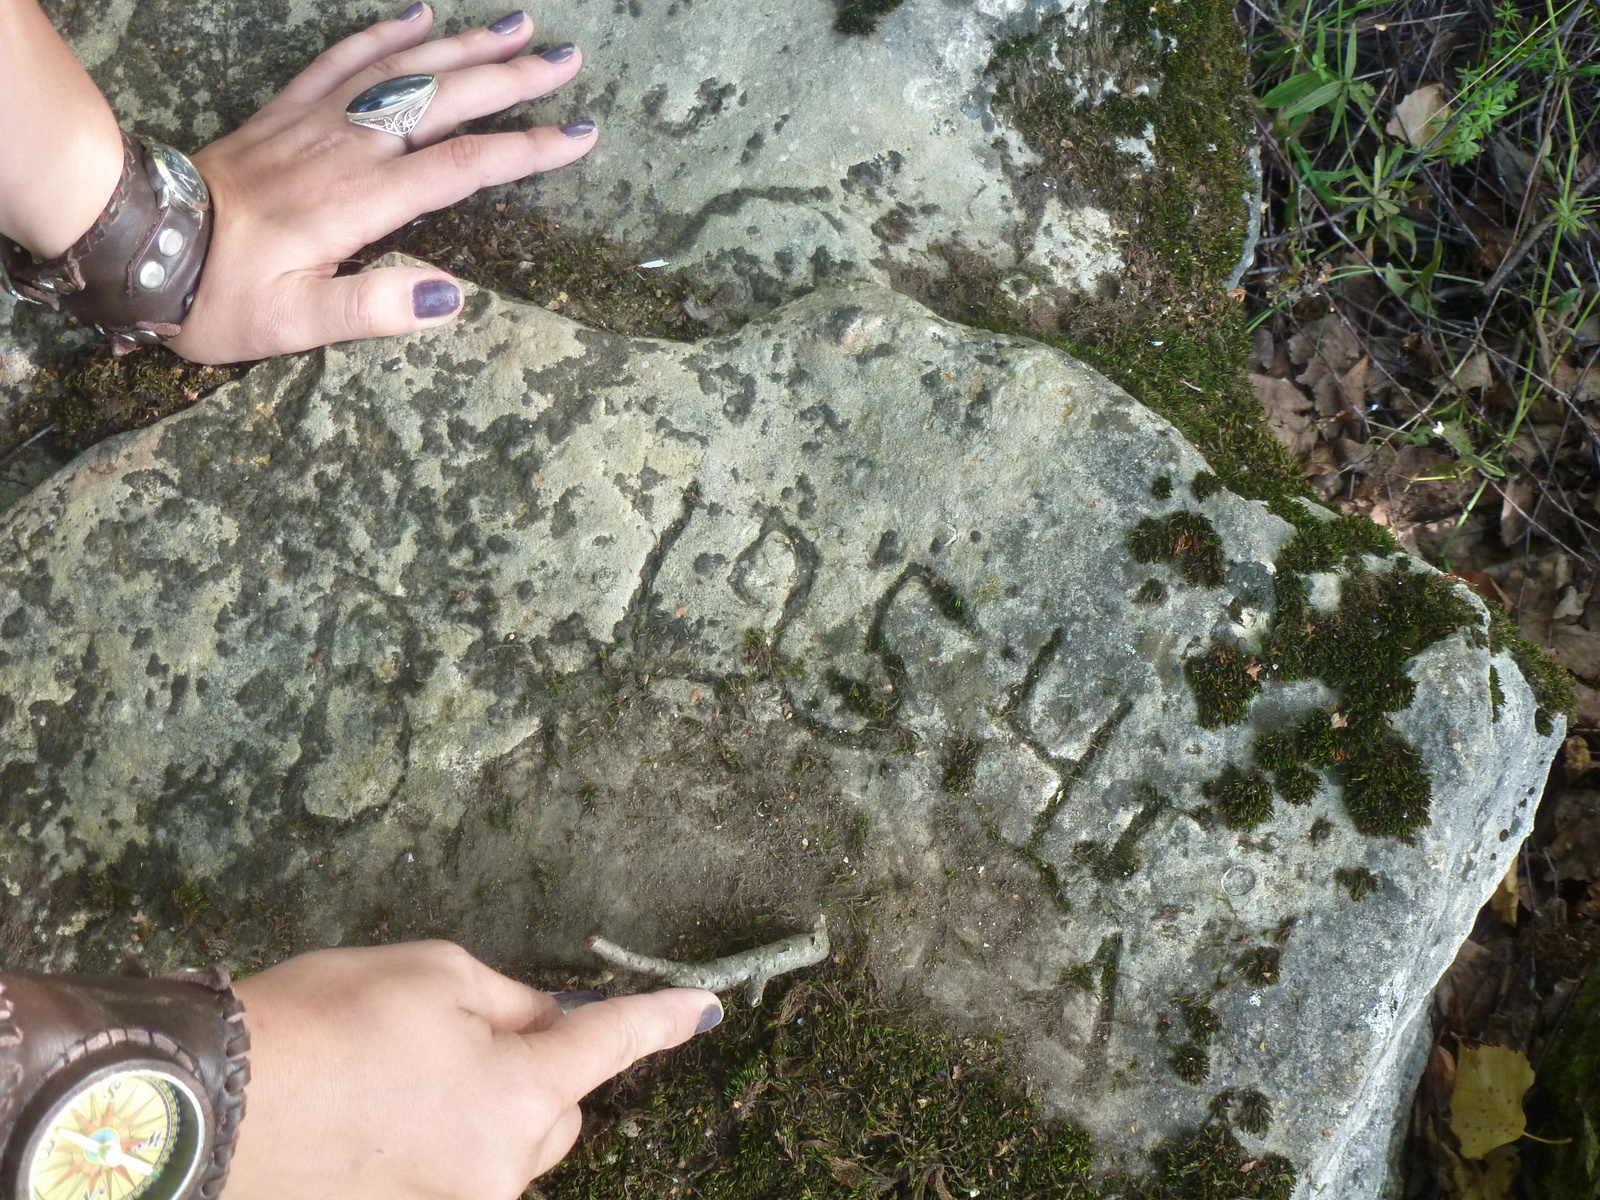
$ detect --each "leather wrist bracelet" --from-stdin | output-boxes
[0,962,248,1200]
[0,130,212,356]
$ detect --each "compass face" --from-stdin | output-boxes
[25,1068,202,1200]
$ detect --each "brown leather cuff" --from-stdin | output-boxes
[0,963,248,1200]
[0,130,213,356]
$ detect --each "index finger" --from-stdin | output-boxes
[522,988,722,1110]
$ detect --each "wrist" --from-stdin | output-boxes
[0,108,123,259]
[2,131,216,354]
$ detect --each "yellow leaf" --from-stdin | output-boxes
[1450,1045,1535,1159]
[1489,862,1519,928]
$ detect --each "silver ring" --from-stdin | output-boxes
[346,74,438,147]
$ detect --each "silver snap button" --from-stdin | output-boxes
[157,228,185,256]
[138,260,167,290]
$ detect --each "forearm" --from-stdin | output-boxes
[0,0,124,257]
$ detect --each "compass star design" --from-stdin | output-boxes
[32,1076,178,1200]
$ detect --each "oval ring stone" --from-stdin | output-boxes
[347,74,437,116]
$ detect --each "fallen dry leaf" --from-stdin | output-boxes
[1329,711,1350,729]
[1450,351,1494,392]
[1287,313,1362,373]
[1250,373,1319,459]
[1450,1142,1521,1200]
[1336,355,1370,437]
[1488,861,1518,928]
[1449,1044,1535,1159]
[1499,476,1538,547]
[1550,623,1600,683]
[1387,84,1452,147]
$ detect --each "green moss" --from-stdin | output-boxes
[1152,475,1174,500]
[833,0,903,34]
[1134,578,1169,605]
[14,350,245,456]
[1201,764,1274,830]
[1129,512,1226,588]
[950,0,1310,519]
[1183,643,1261,728]
[1252,732,1294,773]
[1196,556,1482,841]
[1267,506,1397,576]
[941,734,982,795]
[1486,606,1575,736]
[1134,1124,1295,1199]
[742,629,804,680]
[1233,1090,1273,1137]
[1189,472,1221,502]
[1075,786,1168,881]
[1170,1042,1211,1084]
[1307,817,1334,846]
[989,0,1252,295]
[1265,563,1475,718]
[1237,946,1281,987]
[922,570,970,623]
[1488,665,1505,723]
[365,205,709,342]
[1333,866,1380,901]
[1175,996,1221,1044]
[825,669,897,728]
[1062,963,1098,992]
[542,964,1101,1200]
[1272,765,1319,806]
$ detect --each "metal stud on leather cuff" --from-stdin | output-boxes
[0,131,213,355]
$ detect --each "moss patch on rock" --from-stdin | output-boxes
[11,350,245,457]
[539,962,1102,1199]
[1201,764,1275,831]
[1128,512,1226,588]
[832,0,904,35]
[539,958,1297,1200]
[1161,500,1566,841]
[365,207,712,343]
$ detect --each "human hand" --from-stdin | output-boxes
[226,941,721,1200]
[168,5,596,364]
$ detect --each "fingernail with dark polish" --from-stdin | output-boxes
[488,9,526,33]
[554,989,606,1013]
[412,279,461,319]
[561,120,597,139]
[540,42,577,63]
[396,2,425,20]
[695,999,724,1034]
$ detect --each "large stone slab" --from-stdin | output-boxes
[0,282,1558,1194]
[46,0,1123,316]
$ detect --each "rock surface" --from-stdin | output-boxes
[0,281,1560,1194]
[45,0,1122,316]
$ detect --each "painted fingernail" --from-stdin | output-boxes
[554,989,606,1013]
[695,999,724,1034]
[540,42,577,63]
[396,2,425,20]
[561,120,597,139]
[488,9,526,33]
[412,279,461,319]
